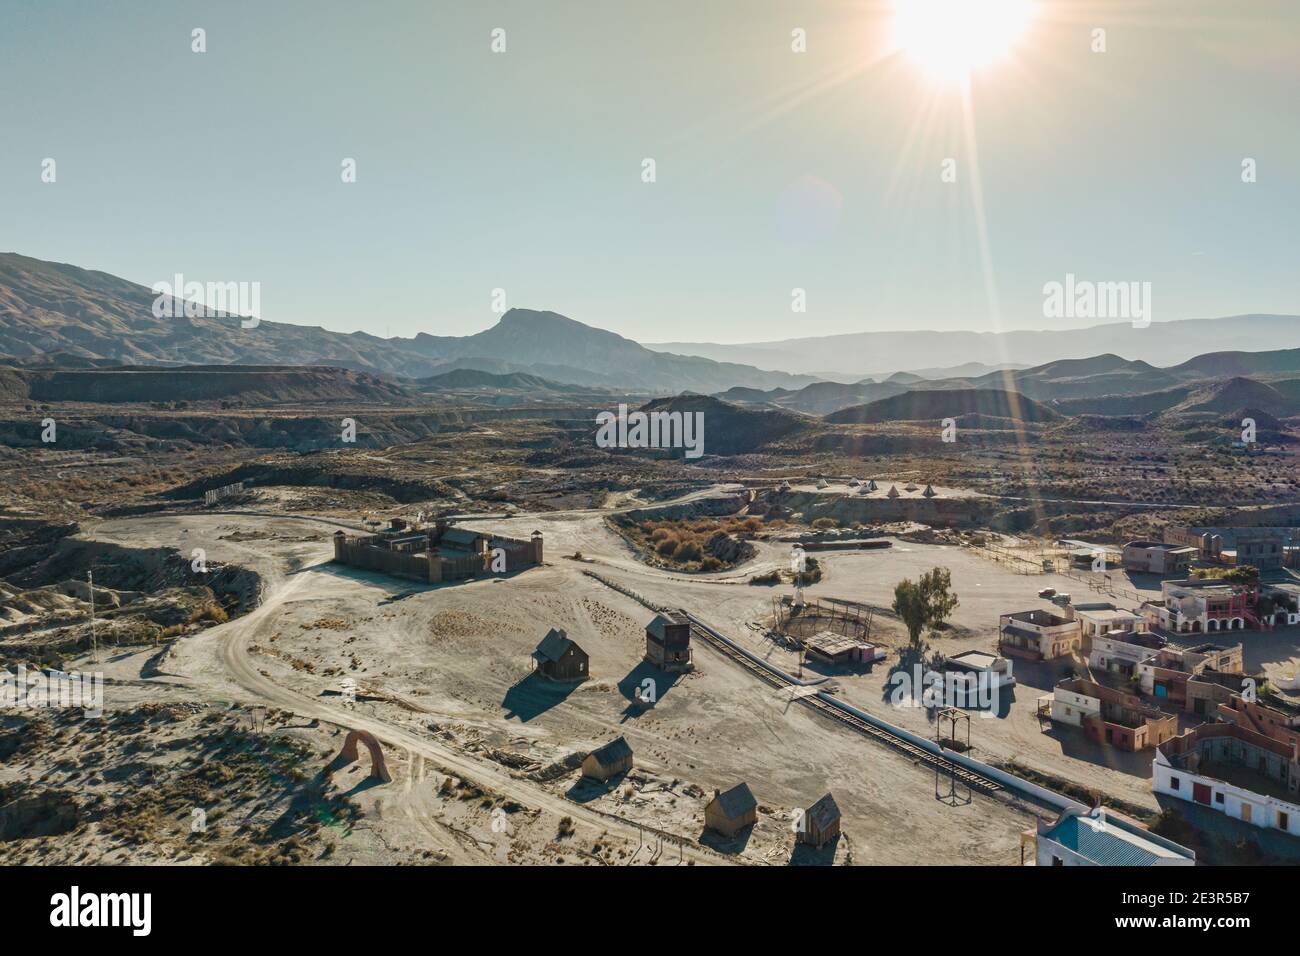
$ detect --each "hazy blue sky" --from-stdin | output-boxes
[1,0,1296,343]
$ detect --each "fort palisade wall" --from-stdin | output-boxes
[796,494,986,528]
[332,532,542,583]
[333,537,437,582]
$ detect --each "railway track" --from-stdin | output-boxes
[685,620,1003,796]
[580,569,1005,798]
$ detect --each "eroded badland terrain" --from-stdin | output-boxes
[5,349,1300,867]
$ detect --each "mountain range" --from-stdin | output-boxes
[3,253,1300,418]
[0,253,813,395]
[647,315,1300,378]
[723,350,1300,418]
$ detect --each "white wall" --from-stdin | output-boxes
[1051,687,1100,727]
[1153,760,1300,835]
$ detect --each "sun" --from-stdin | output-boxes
[891,0,1034,85]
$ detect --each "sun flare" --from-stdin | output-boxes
[891,0,1034,85]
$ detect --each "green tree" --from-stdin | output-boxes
[892,579,929,647]
[892,566,960,648]
[918,566,959,628]
[1225,565,1259,584]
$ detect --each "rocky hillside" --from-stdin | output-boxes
[825,387,1061,424]
[0,364,414,405]
[0,254,813,394]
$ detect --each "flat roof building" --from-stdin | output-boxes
[1137,642,1243,708]
[1088,629,1166,679]
[1048,678,1178,752]
[1123,541,1196,576]
[1142,579,1264,634]
[1069,602,1146,640]
[803,632,885,668]
[998,609,1082,662]
[1155,722,1300,837]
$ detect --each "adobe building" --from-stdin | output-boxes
[705,782,758,838]
[997,609,1082,662]
[1136,642,1244,707]
[1142,579,1264,634]
[1047,678,1178,751]
[1087,629,1165,680]
[1122,541,1196,576]
[1164,525,1292,572]
[1068,602,1146,641]
[532,629,589,682]
[581,736,633,782]
[1155,723,1300,836]
[645,611,693,672]
[1183,669,1251,719]
[333,519,542,584]
[1218,694,1300,752]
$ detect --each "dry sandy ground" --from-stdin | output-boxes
[53,501,1300,865]
[453,511,1300,815]
[51,512,1045,865]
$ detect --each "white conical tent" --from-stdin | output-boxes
[922,484,936,498]
[887,485,900,498]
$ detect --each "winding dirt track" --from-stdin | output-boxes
[208,555,727,865]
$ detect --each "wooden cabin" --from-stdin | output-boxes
[705,782,757,838]
[581,736,633,782]
[798,792,841,848]
[645,611,693,672]
[531,629,589,682]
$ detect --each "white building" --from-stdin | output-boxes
[1154,723,1300,836]
[1026,806,1194,866]
[1088,630,1166,679]
[1069,602,1145,640]
[944,650,1015,689]
[1142,579,1260,634]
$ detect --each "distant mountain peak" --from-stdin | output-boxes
[0,253,814,394]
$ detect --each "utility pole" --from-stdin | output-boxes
[88,570,98,664]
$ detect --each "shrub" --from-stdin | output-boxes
[672,539,703,562]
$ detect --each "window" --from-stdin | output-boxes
[1280,812,1290,831]
[1215,792,1224,804]
[1170,776,1181,791]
